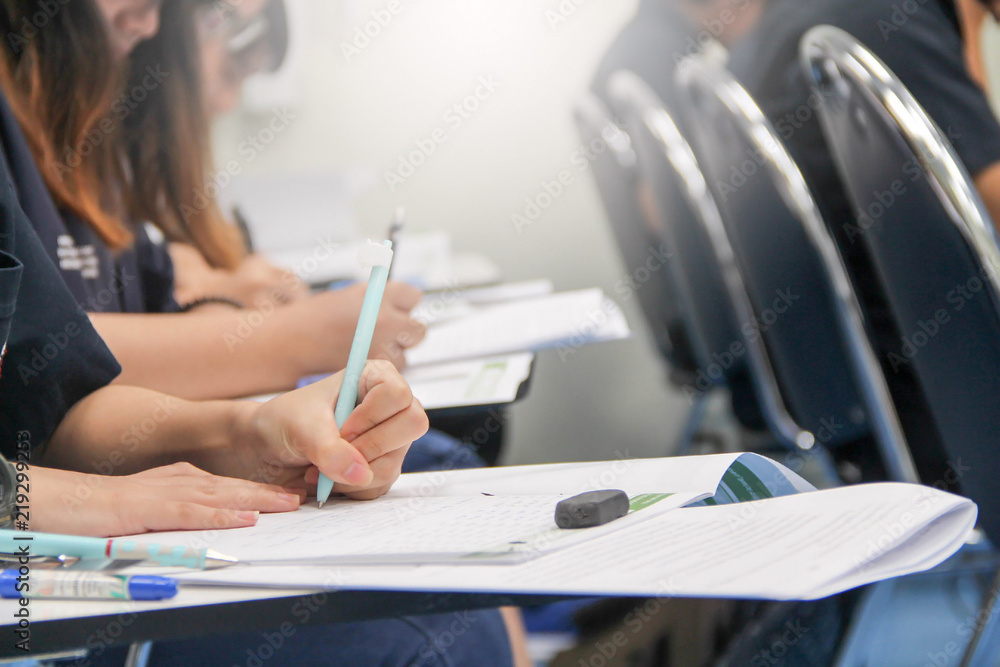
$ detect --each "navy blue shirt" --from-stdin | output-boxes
[0,95,120,455]
[0,248,22,379]
[0,89,177,315]
[730,0,1000,231]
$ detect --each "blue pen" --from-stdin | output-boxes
[317,239,395,507]
[0,530,237,570]
[0,570,177,601]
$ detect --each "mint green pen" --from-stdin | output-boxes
[317,239,395,506]
[0,530,237,569]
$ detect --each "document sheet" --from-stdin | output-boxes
[399,353,534,410]
[170,481,975,601]
[6,479,973,626]
[125,453,789,565]
[405,288,631,367]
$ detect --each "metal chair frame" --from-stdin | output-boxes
[572,93,710,454]
[572,93,696,374]
[607,71,815,452]
[800,26,1000,664]
[801,26,1000,305]
[676,57,919,483]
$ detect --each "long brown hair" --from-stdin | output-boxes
[123,0,244,269]
[0,0,245,269]
[0,0,131,248]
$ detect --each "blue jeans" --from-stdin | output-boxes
[61,609,512,667]
[403,429,484,473]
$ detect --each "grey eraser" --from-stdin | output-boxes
[555,490,630,529]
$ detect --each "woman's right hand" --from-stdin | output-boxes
[273,281,427,374]
[27,463,303,537]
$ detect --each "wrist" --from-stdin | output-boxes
[212,400,265,480]
[167,400,257,478]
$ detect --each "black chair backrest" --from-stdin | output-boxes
[801,26,1000,536]
[677,58,918,469]
[608,70,813,447]
[572,93,699,381]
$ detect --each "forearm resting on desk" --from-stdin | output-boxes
[41,363,426,498]
[91,311,307,399]
[90,284,427,401]
[42,385,266,478]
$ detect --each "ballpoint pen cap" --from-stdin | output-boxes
[128,575,179,601]
[358,240,393,269]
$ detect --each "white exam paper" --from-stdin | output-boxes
[172,483,976,601]
[405,288,631,367]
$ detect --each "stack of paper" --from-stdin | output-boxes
[265,231,501,291]
[399,353,533,410]
[253,282,630,411]
[411,279,555,326]
[127,455,977,601]
[405,287,631,367]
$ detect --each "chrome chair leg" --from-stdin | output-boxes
[960,566,1000,667]
[125,641,152,667]
[674,391,710,457]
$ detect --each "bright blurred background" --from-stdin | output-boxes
[211,0,695,466]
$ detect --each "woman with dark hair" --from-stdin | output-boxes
[1,0,487,477]
[103,0,488,476]
[125,0,310,308]
[0,0,427,401]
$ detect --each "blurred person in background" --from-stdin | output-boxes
[162,0,309,306]
[592,0,765,111]
[130,0,493,474]
[730,0,1000,231]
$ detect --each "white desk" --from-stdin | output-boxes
[0,585,560,659]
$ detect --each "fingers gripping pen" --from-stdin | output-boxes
[316,240,394,506]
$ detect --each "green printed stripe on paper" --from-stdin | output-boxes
[629,493,673,512]
[719,461,773,502]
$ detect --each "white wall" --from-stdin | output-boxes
[212,0,694,464]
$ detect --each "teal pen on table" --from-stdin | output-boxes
[0,530,237,570]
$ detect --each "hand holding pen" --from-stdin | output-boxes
[249,225,426,503]
[239,359,429,502]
